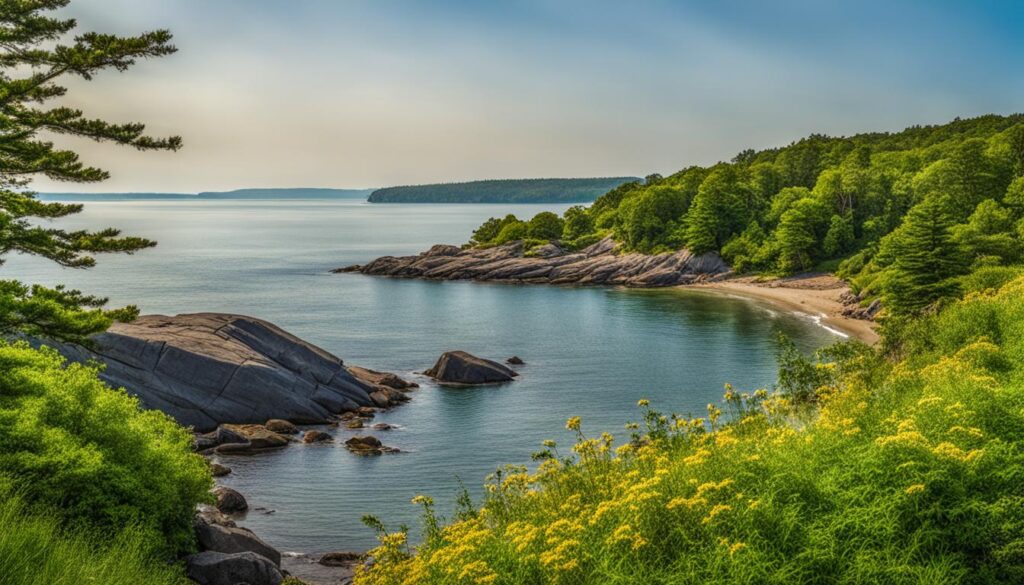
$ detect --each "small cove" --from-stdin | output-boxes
[5,199,839,552]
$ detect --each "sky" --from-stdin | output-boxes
[32,0,1024,193]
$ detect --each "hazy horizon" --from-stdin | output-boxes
[32,0,1024,193]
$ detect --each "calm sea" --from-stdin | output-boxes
[5,199,838,553]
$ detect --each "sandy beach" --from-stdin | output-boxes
[692,274,880,345]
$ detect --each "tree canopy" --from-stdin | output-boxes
[470,113,1024,315]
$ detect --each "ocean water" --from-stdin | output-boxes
[4,199,839,553]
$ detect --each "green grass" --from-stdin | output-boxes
[355,276,1024,585]
[0,496,191,585]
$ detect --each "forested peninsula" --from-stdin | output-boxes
[366,177,640,203]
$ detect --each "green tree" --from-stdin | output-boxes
[684,166,748,254]
[527,211,565,241]
[823,213,855,257]
[562,206,595,240]
[617,185,688,252]
[1,0,180,343]
[471,214,518,245]
[952,199,1021,265]
[773,197,830,273]
[881,196,968,314]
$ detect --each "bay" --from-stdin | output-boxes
[4,199,838,552]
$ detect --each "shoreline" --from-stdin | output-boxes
[690,275,879,345]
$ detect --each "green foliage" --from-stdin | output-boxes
[878,196,969,314]
[1,0,178,341]
[357,276,1024,585]
[0,495,190,585]
[465,114,1024,310]
[368,177,639,203]
[471,214,520,246]
[527,211,565,241]
[562,206,594,240]
[0,341,212,555]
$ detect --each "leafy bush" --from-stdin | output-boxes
[0,495,190,585]
[355,276,1024,585]
[0,342,211,555]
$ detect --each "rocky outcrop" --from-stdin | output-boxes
[185,551,283,585]
[839,291,883,321]
[43,313,415,432]
[426,351,518,385]
[336,236,729,287]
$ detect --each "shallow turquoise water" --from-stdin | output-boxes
[5,200,839,553]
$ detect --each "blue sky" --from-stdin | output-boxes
[37,0,1024,192]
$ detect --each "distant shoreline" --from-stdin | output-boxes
[692,275,880,345]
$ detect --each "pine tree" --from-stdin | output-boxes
[882,196,968,314]
[1,0,179,343]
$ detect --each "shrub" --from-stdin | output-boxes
[0,342,211,555]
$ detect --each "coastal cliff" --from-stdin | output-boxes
[45,313,413,432]
[337,236,729,286]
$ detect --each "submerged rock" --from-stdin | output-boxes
[210,462,232,477]
[506,356,525,365]
[41,313,416,432]
[344,435,397,454]
[319,551,363,566]
[426,351,518,385]
[213,486,248,514]
[185,551,282,585]
[338,236,728,287]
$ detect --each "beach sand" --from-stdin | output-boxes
[692,274,880,345]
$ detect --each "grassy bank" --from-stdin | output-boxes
[0,496,191,585]
[355,276,1024,584]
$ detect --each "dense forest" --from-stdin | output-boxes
[472,114,1024,317]
[367,177,639,203]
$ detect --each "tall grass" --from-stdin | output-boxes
[355,277,1024,585]
[0,496,190,585]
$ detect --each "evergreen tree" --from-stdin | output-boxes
[882,196,968,314]
[823,213,855,257]
[0,0,180,343]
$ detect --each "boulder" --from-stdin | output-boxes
[425,351,518,385]
[344,435,397,454]
[196,504,236,528]
[194,516,281,566]
[372,423,396,431]
[201,527,280,567]
[506,356,524,365]
[40,313,408,432]
[223,425,290,449]
[185,551,283,585]
[303,430,333,443]
[346,419,364,429]
[213,486,248,514]
[210,462,232,477]
[265,419,298,434]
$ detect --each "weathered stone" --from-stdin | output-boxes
[265,419,298,434]
[425,351,518,385]
[185,551,283,585]
[303,430,333,443]
[345,435,382,451]
[506,356,524,365]
[213,486,248,514]
[41,314,412,432]
[338,236,728,288]
[318,551,363,566]
[195,517,281,566]
[223,424,290,449]
[346,419,364,429]
[372,423,396,431]
[348,366,418,390]
[210,462,232,477]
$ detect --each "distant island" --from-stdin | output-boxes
[367,177,641,203]
[36,187,375,201]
